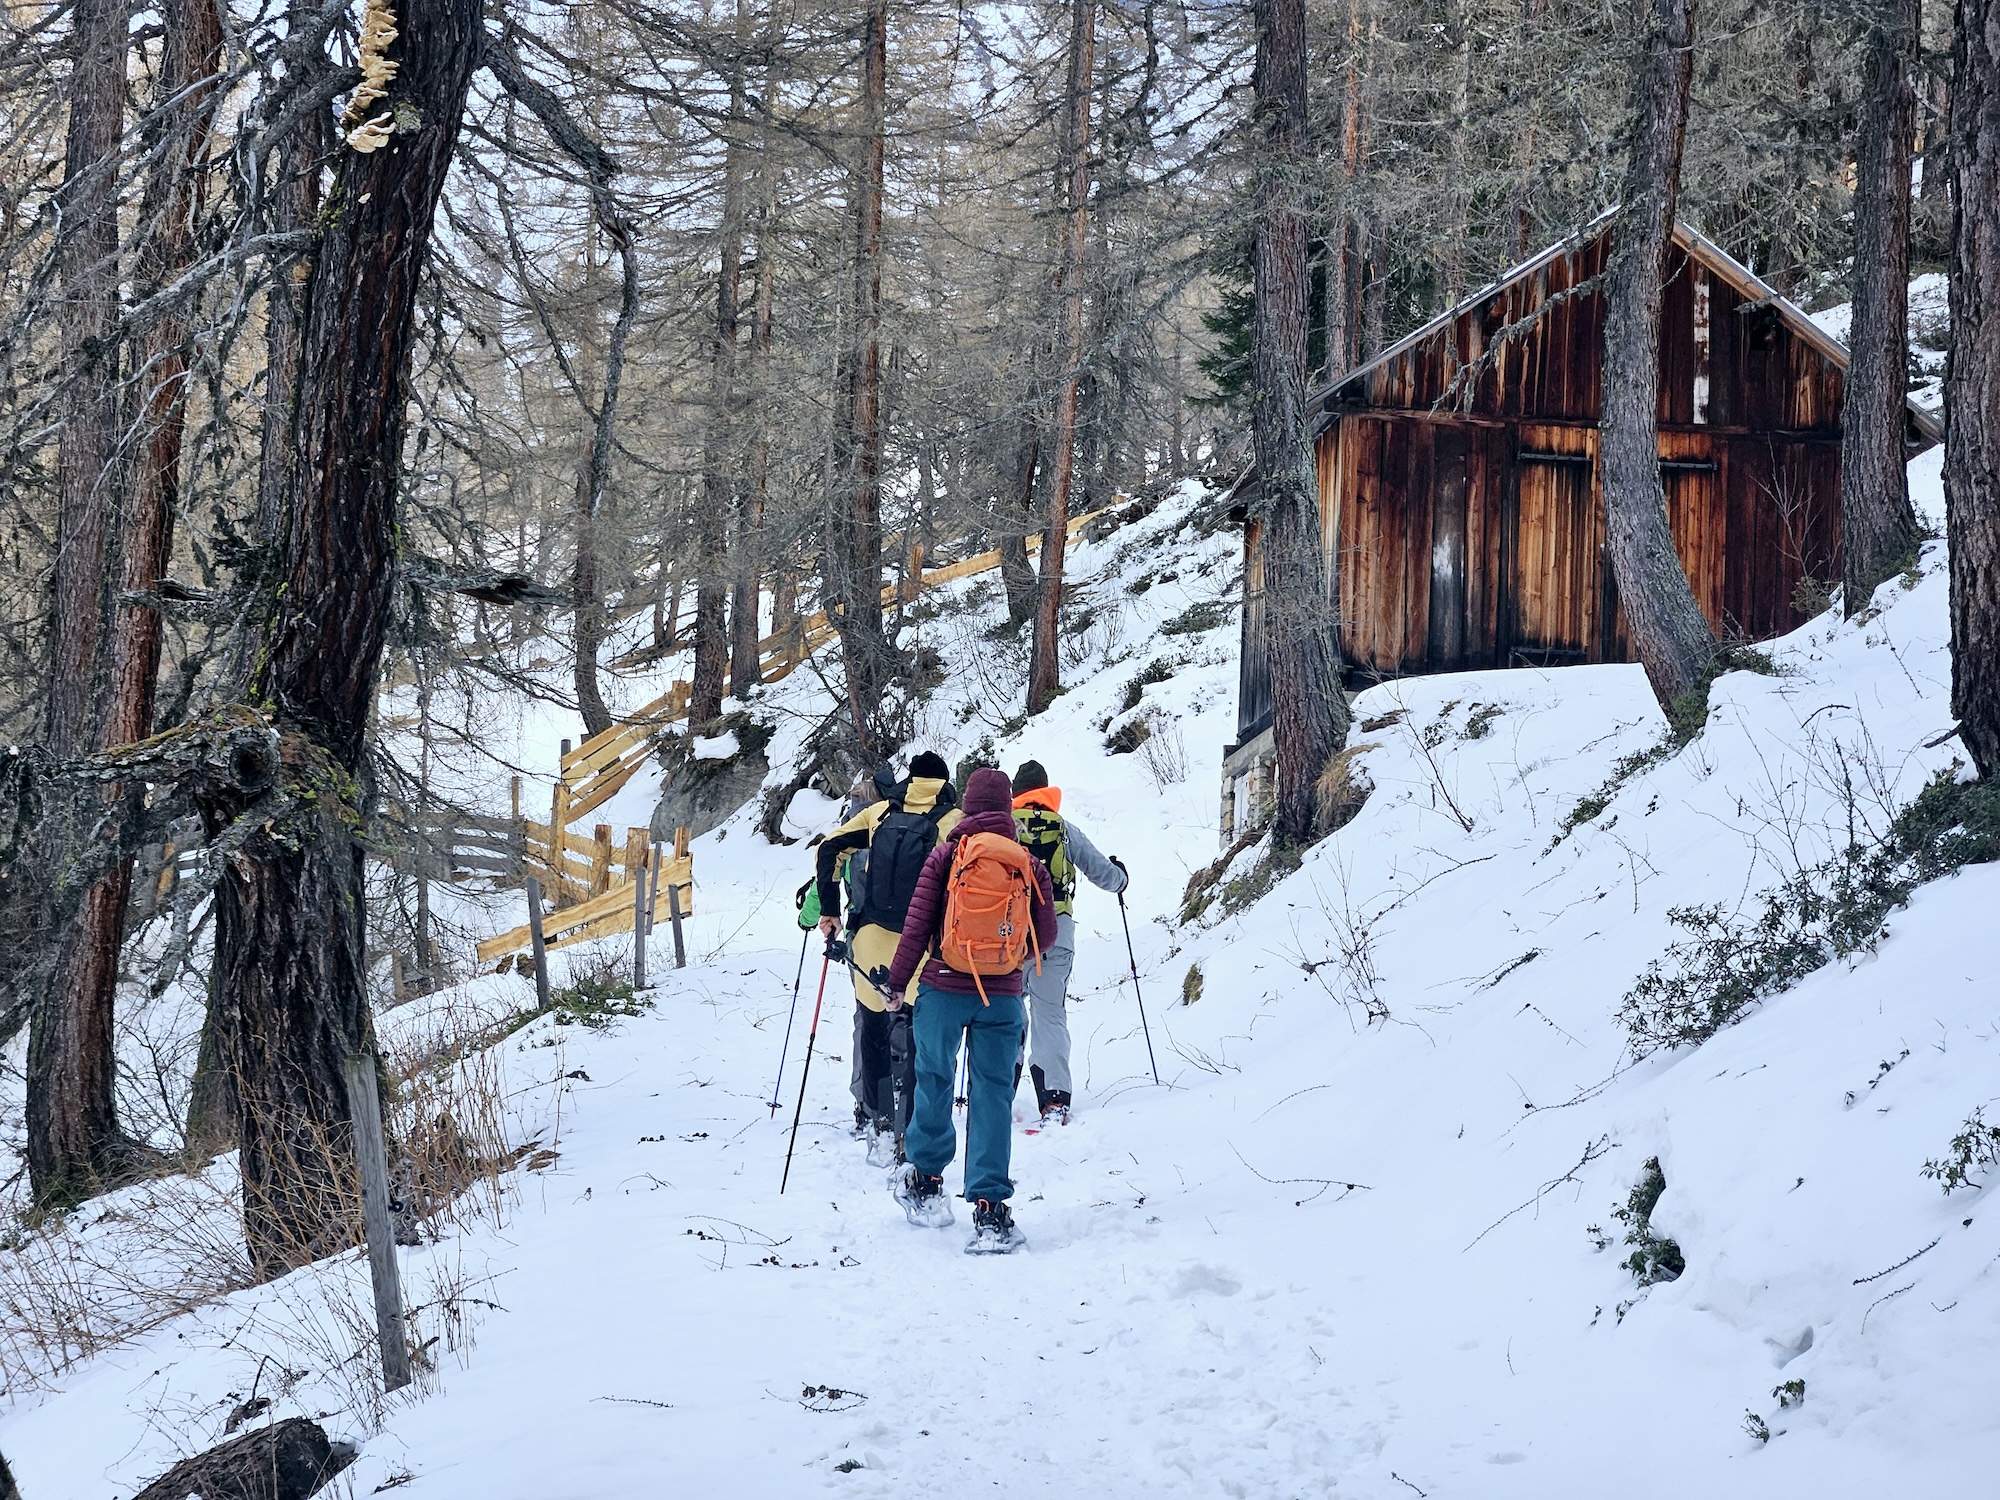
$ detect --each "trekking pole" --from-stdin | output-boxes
[1115,890,1161,1085]
[780,936,842,1193]
[769,927,812,1115]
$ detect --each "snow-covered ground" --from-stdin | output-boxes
[6,464,1998,1496]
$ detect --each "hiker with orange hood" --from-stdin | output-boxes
[881,767,1056,1252]
[1008,759,1128,1125]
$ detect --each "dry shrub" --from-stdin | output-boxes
[1138,712,1189,788]
[0,1166,250,1392]
[0,981,543,1399]
[376,985,536,1235]
[1315,743,1375,834]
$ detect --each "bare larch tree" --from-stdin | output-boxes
[1598,0,1717,718]
[29,0,135,1205]
[1948,0,2000,777]
[1841,0,1926,616]
[202,0,483,1276]
[1253,0,1351,845]
[1026,0,1096,716]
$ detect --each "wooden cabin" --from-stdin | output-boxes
[1220,220,1942,842]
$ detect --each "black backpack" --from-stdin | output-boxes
[852,781,956,932]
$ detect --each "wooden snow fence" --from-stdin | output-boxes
[476,827,693,968]
[473,507,1107,972]
[550,508,1109,832]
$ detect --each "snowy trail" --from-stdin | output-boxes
[7,475,2000,1496]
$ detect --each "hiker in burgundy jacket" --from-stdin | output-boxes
[883,767,1055,1251]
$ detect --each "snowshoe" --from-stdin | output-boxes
[1039,1103,1070,1129]
[893,1167,954,1228]
[848,1106,870,1140]
[965,1198,1025,1255]
[865,1119,900,1169]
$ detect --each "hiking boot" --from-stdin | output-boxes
[966,1198,1025,1255]
[893,1167,954,1228]
[865,1116,899,1169]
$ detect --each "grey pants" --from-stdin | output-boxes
[1019,939,1077,1096]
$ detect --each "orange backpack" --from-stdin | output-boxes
[937,831,1043,1003]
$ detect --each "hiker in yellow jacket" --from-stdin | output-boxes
[813,751,961,1166]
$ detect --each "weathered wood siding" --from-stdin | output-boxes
[1235,221,1937,737]
[1317,230,1861,683]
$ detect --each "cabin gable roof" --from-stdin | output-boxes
[1308,217,1943,446]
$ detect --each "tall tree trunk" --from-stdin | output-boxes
[1000,412,1039,625]
[1599,0,1716,718]
[1916,69,1953,262]
[749,70,786,654]
[1843,0,1926,615]
[1948,0,2000,776]
[51,0,224,1189]
[28,0,132,1205]
[205,0,481,1278]
[1253,0,1351,847]
[827,0,891,757]
[1322,0,1364,384]
[571,458,614,737]
[1027,0,1095,715]
[199,0,322,1158]
[251,5,325,549]
[1360,213,1389,360]
[726,6,764,698]
[1441,1,1474,305]
[700,32,750,720]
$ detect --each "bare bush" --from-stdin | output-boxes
[1138,711,1189,787]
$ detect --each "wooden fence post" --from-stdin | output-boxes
[632,852,649,990]
[651,840,663,935]
[668,878,687,970]
[525,875,552,1012]
[550,743,571,902]
[591,823,614,896]
[670,825,690,967]
[341,1052,411,1394]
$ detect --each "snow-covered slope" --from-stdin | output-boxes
[6,464,1998,1497]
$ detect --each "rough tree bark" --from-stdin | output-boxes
[205,0,482,1278]
[1253,0,1351,847]
[1948,0,2000,776]
[827,0,892,758]
[28,0,133,1205]
[250,3,327,548]
[1599,0,1716,718]
[1843,0,1927,616]
[1027,0,1095,716]
[46,0,225,1194]
[196,0,325,1158]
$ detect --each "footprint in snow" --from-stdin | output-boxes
[1170,1263,1242,1298]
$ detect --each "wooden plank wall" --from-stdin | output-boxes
[1307,229,1850,683]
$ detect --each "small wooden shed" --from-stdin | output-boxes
[1220,219,1941,841]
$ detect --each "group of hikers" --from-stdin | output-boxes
[802,752,1127,1254]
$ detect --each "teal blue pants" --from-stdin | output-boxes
[904,983,1025,1203]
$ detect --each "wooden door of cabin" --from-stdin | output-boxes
[1505,449,1601,665]
[1425,429,1470,671]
